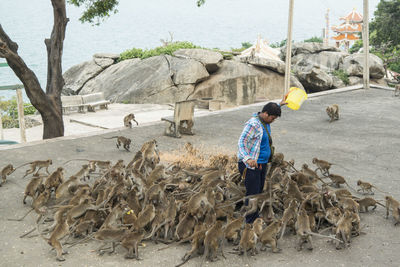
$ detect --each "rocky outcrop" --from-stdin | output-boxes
[280,42,341,60]
[172,49,223,73]
[63,54,118,95]
[191,60,302,106]
[340,53,385,79]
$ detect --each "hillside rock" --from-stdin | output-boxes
[173,49,223,73]
[340,53,385,79]
[191,60,303,105]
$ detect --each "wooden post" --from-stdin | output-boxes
[284,0,295,97]
[363,0,370,89]
[16,88,27,143]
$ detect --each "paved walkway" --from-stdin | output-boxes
[1,86,399,267]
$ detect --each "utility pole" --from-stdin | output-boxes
[284,0,294,97]
[325,8,330,46]
[363,0,370,89]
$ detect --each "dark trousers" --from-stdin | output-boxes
[238,161,267,223]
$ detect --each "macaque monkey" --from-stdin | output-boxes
[224,217,243,244]
[385,196,400,225]
[23,174,44,204]
[202,220,225,262]
[38,206,71,261]
[335,210,353,249]
[326,104,339,122]
[123,113,139,128]
[327,174,356,191]
[312,157,332,176]
[238,223,258,256]
[18,159,53,178]
[93,228,128,255]
[356,197,385,212]
[44,167,65,191]
[121,230,145,259]
[73,164,91,181]
[356,180,388,195]
[259,219,282,252]
[103,136,131,152]
[1,164,15,186]
[279,199,298,239]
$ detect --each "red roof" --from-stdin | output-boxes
[332,21,362,33]
[340,8,363,23]
[331,33,360,41]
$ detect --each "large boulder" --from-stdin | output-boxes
[295,67,333,92]
[173,48,223,73]
[79,55,209,104]
[292,51,348,72]
[240,56,286,74]
[62,53,118,95]
[281,42,341,60]
[340,53,385,79]
[191,60,303,106]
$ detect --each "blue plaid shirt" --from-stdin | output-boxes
[238,112,271,169]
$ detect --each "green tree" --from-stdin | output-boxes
[370,0,400,47]
[0,0,119,139]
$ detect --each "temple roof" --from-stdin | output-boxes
[340,8,363,23]
[331,33,360,41]
[332,21,362,33]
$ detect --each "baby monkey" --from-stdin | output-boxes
[124,113,139,128]
[1,164,15,186]
[103,136,131,152]
[326,104,339,122]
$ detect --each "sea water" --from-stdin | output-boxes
[0,0,379,101]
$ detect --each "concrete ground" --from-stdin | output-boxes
[0,87,399,267]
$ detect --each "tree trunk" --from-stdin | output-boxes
[0,0,68,140]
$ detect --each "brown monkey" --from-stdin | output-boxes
[279,199,298,239]
[93,228,128,255]
[38,206,71,261]
[356,180,388,195]
[224,217,243,244]
[121,230,145,259]
[9,188,51,221]
[73,164,91,181]
[238,223,258,256]
[356,197,385,212]
[327,174,356,191]
[55,175,80,200]
[133,203,156,231]
[259,219,282,252]
[335,210,353,249]
[175,213,197,240]
[103,136,131,152]
[301,163,323,184]
[17,159,53,178]
[312,157,332,176]
[123,113,139,128]
[385,196,400,225]
[202,220,225,262]
[1,164,15,186]
[326,104,339,122]
[44,167,65,191]
[23,174,44,204]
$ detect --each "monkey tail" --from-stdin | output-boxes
[103,136,119,139]
[13,162,32,171]
[307,232,343,243]
[63,159,90,165]
[372,186,389,194]
[376,201,386,208]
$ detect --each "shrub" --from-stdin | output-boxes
[332,69,350,85]
[0,97,37,128]
[119,41,200,61]
[304,36,323,43]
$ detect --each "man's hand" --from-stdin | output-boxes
[246,159,258,168]
[280,95,288,106]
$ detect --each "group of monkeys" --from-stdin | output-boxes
[1,142,400,265]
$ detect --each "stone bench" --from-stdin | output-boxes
[81,92,110,112]
[61,95,86,114]
[161,100,195,138]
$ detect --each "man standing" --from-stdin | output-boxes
[237,101,285,223]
